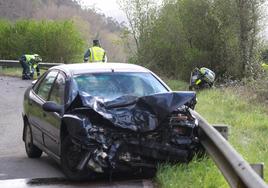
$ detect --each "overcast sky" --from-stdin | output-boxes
[79,0,127,23]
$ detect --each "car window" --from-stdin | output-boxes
[33,73,47,92]
[73,72,168,101]
[49,72,66,105]
[35,71,58,100]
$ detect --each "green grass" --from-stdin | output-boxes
[0,67,45,79]
[157,158,227,188]
[163,79,189,91]
[156,83,268,187]
[0,67,22,77]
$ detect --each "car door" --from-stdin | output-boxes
[28,70,58,149]
[43,71,66,156]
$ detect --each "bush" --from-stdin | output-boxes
[125,0,264,81]
[0,20,85,63]
[215,73,268,107]
[239,77,268,105]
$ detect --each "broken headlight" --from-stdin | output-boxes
[168,106,199,148]
[169,110,197,136]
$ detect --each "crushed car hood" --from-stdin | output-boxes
[68,92,196,132]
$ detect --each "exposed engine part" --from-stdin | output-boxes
[76,151,91,171]
[64,92,201,173]
[87,158,103,173]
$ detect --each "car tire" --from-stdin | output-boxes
[61,135,95,181]
[24,123,42,158]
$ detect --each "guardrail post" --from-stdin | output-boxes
[212,124,229,140]
[251,163,264,179]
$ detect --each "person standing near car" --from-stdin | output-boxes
[19,54,42,80]
[84,39,107,63]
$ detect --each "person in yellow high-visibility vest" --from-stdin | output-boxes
[262,63,268,71]
[84,40,107,63]
[189,67,215,90]
[19,54,42,80]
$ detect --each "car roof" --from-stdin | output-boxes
[51,63,150,76]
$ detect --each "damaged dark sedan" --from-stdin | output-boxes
[22,63,201,180]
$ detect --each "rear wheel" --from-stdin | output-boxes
[24,123,42,158]
[61,135,95,181]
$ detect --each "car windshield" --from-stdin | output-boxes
[73,72,168,101]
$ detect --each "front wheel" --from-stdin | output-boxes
[24,123,42,158]
[61,135,95,181]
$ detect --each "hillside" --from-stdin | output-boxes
[0,0,128,62]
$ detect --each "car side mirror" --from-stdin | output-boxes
[42,101,63,113]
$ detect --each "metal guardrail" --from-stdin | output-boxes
[0,60,62,69]
[191,110,268,188]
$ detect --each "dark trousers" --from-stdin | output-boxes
[20,60,31,79]
[20,60,40,79]
[36,64,40,76]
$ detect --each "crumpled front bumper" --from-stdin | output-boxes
[64,92,201,174]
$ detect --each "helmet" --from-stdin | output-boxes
[93,39,100,46]
[200,67,215,84]
[34,54,42,62]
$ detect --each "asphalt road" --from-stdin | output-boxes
[0,76,153,187]
[0,76,63,180]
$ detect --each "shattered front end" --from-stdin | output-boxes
[63,92,201,175]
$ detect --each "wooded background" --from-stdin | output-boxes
[119,0,267,80]
[0,0,128,63]
[0,0,267,80]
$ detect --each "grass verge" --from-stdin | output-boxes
[157,83,268,187]
[0,67,22,77]
[164,79,188,91]
[0,67,44,79]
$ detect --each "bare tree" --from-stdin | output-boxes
[236,0,265,76]
[117,0,156,53]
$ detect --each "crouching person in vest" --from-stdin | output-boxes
[262,63,268,71]
[19,54,42,80]
[84,40,107,63]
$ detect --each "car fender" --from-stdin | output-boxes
[61,114,92,142]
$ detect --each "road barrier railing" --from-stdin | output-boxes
[0,60,62,69]
[191,109,267,188]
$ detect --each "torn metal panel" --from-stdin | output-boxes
[63,92,200,173]
[67,91,197,132]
